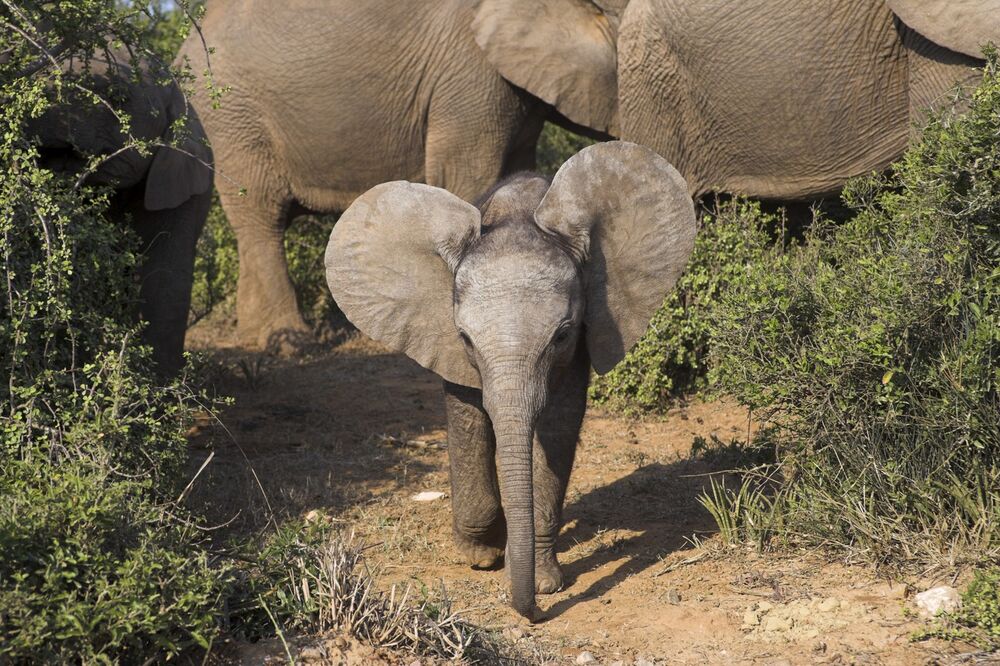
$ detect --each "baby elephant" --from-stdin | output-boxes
[325,141,696,620]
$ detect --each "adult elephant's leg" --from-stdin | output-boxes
[444,381,506,569]
[533,341,590,594]
[132,190,211,377]
[218,185,308,351]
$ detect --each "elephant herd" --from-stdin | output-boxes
[36,0,998,619]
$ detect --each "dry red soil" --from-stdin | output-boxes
[186,318,984,665]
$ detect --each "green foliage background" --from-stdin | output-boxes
[0,2,227,660]
[708,52,1000,567]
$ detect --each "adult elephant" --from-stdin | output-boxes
[472,0,999,199]
[32,54,213,376]
[178,0,547,350]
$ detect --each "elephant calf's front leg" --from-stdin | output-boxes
[444,381,506,569]
[532,344,590,594]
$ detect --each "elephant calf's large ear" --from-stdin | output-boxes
[325,182,483,388]
[534,142,696,374]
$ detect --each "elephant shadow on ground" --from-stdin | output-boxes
[547,455,733,618]
[184,339,449,536]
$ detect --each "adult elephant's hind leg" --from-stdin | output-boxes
[444,381,506,569]
[218,186,309,352]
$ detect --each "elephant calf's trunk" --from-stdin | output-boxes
[493,418,538,620]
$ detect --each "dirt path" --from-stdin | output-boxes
[186,321,977,665]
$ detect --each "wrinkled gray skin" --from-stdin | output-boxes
[472,0,996,199]
[178,0,546,350]
[445,177,589,613]
[31,55,213,375]
[325,142,696,619]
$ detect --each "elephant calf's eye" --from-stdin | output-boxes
[552,328,571,346]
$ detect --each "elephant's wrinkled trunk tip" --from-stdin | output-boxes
[488,406,539,621]
[507,499,537,620]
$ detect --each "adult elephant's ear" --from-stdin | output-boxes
[144,93,213,211]
[534,141,696,374]
[472,0,622,134]
[886,0,1000,59]
[325,182,483,388]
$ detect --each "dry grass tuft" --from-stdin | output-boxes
[286,533,538,664]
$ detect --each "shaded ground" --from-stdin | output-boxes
[186,318,983,665]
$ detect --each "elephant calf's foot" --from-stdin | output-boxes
[454,530,504,570]
[535,552,564,594]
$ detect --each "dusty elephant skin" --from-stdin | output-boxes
[178,0,548,352]
[324,141,696,620]
[472,0,997,199]
[30,53,213,376]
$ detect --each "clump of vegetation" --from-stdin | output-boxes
[0,2,228,661]
[228,521,533,663]
[590,200,788,411]
[707,50,1000,567]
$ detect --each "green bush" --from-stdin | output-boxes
[0,3,228,661]
[709,51,1000,566]
[285,215,340,326]
[190,193,239,325]
[0,458,221,662]
[590,200,788,411]
[958,568,1000,644]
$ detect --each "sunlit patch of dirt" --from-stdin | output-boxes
[185,317,979,665]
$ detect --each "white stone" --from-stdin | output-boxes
[914,586,962,617]
[410,491,446,502]
[576,651,597,665]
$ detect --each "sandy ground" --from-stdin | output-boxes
[185,316,987,665]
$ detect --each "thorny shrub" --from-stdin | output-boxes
[0,2,229,660]
[709,50,1000,568]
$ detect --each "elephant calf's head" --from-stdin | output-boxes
[324,141,696,619]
